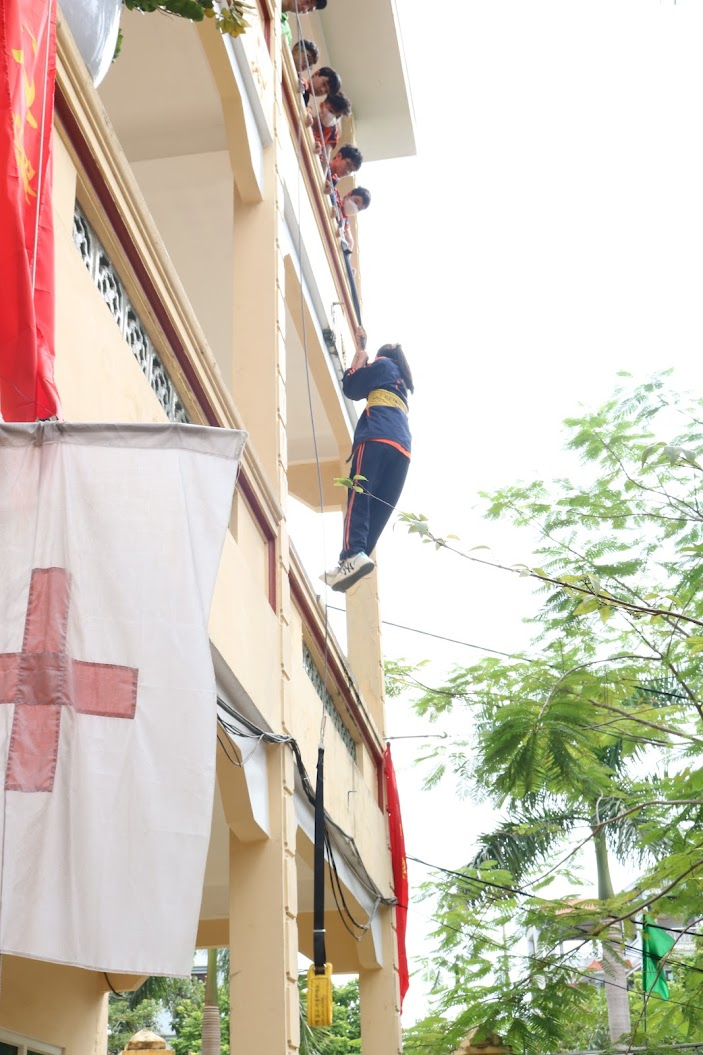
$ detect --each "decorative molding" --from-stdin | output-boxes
[302,644,356,761]
[72,205,189,424]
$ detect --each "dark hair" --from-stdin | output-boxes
[293,38,319,64]
[326,91,352,118]
[350,186,371,209]
[337,144,363,170]
[316,0,327,7]
[315,66,341,94]
[377,344,414,393]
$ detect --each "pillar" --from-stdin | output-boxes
[345,569,386,733]
[358,905,402,1055]
[231,172,286,492]
[456,1029,512,1054]
[229,745,300,1055]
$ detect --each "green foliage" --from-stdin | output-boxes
[107,995,162,1055]
[335,474,368,495]
[108,973,226,1055]
[396,376,703,1053]
[170,979,230,1055]
[120,0,252,38]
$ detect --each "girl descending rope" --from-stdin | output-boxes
[322,327,414,592]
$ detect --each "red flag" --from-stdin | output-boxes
[0,0,61,422]
[384,744,409,1009]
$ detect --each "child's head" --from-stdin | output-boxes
[330,145,363,178]
[376,344,414,393]
[343,188,371,215]
[323,91,352,119]
[287,0,323,12]
[310,66,341,96]
[292,38,319,74]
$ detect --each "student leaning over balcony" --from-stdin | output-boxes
[313,91,352,152]
[303,66,341,107]
[321,329,414,593]
[292,38,319,75]
[324,144,363,192]
[337,187,371,251]
[302,67,342,129]
[282,0,327,10]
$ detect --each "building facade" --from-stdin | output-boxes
[0,0,415,1051]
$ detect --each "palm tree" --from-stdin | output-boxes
[469,730,655,1045]
[202,947,222,1055]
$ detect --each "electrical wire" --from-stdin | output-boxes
[216,700,395,938]
[411,901,703,988]
[216,704,703,1017]
[404,902,703,1016]
[325,603,525,657]
[409,853,703,943]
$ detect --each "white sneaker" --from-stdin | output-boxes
[320,553,375,592]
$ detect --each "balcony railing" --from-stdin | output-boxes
[72,207,189,425]
[302,643,357,761]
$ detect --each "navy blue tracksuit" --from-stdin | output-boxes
[340,357,411,560]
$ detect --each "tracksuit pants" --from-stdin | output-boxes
[340,441,410,560]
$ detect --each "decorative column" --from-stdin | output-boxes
[121,1029,174,1053]
[455,1029,512,1055]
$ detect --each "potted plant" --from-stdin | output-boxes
[122,0,252,40]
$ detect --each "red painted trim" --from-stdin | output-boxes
[256,0,272,52]
[289,573,384,806]
[343,442,364,553]
[55,85,280,609]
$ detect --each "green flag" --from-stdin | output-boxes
[642,914,675,999]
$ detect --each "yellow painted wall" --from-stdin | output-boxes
[0,956,108,1054]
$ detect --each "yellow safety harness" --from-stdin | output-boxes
[366,388,408,413]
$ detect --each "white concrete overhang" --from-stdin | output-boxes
[98,10,229,162]
[317,0,416,162]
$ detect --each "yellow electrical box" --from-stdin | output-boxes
[307,962,334,1027]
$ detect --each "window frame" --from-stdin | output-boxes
[0,1028,63,1055]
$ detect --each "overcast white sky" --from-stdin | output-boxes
[291,0,703,1023]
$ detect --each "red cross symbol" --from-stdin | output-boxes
[0,568,138,792]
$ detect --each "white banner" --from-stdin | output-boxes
[0,422,246,975]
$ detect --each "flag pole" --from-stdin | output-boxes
[30,0,54,294]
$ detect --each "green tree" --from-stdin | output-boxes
[107,996,162,1054]
[396,375,703,1054]
[171,979,230,1055]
